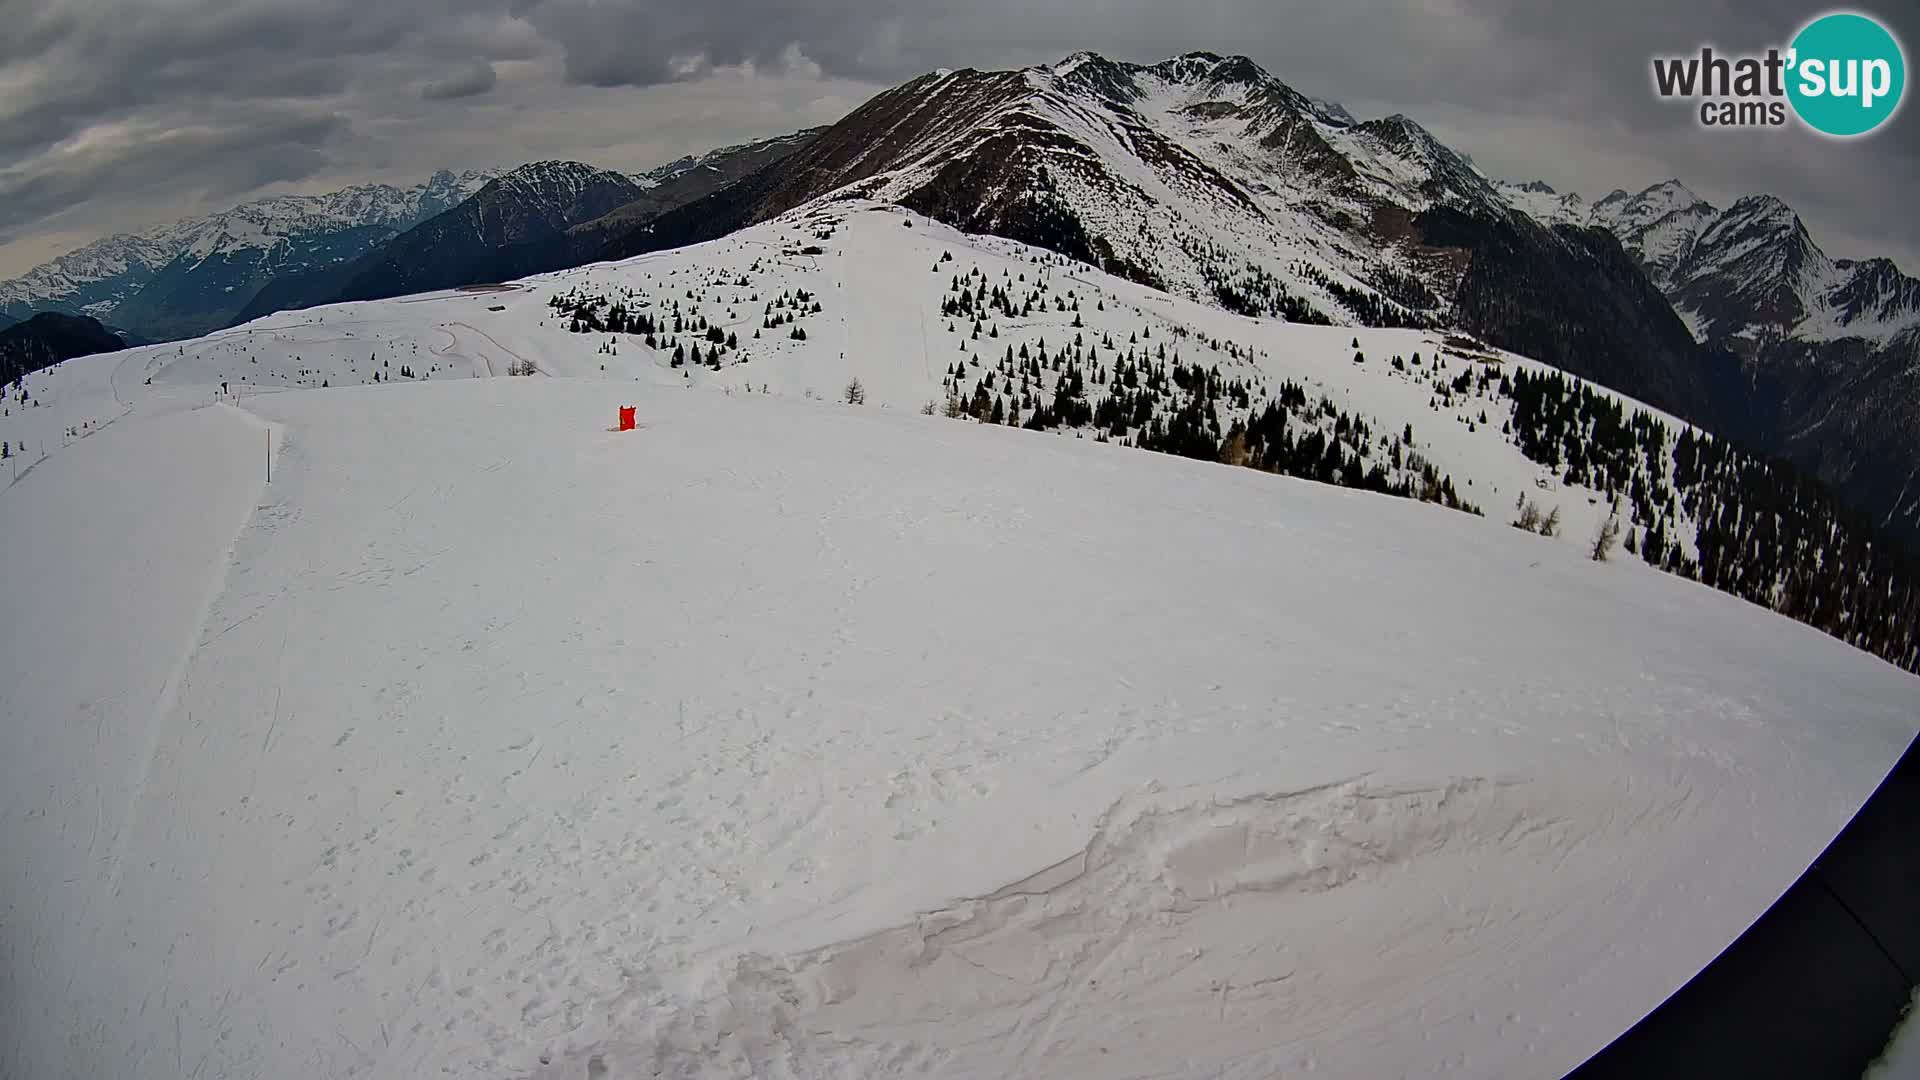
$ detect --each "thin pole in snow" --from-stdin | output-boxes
[266,429,271,483]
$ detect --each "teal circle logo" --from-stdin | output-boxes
[1787,11,1906,137]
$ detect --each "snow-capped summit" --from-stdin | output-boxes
[1656,193,1825,355]
[1493,178,1589,227]
[1592,179,1707,231]
[486,161,638,213]
[1343,112,1507,212]
[1682,195,1820,284]
[1145,50,1273,89]
[1306,94,1358,127]
[1049,49,1105,77]
[4,48,1918,1080]
[1593,183,1719,288]
[1496,177,1719,276]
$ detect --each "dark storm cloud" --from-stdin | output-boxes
[0,0,1915,275]
[423,61,500,101]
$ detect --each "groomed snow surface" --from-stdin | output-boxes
[1870,990,1920,1079]
[2,211,1917,1080]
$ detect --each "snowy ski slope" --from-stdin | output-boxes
[1,204,1915,1080]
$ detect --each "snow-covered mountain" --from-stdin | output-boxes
[617,52,1513,324]
[582,52,1734,467]
[0,231,182,322]
[0,169,497,339]
[2,199,1914,1080]
[1498,175,1920,534]
[1498,177,1729,308]
[1663,194,1834,348]
[1670,195,1920,352]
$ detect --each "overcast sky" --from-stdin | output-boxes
[1,0,1915,279]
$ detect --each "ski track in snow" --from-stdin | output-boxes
[0,207,1916,1080]
[101,403,279,905]
[0,400,274,1079]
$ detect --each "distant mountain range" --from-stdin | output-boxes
[249,129,821,316]
[0,170,498,340]
[241,161,652,316]
[0,134,824,345]
[2,54,1916,541]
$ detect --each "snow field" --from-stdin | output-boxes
[2,372,1913,1079]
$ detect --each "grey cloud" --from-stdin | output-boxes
[0,105,344,245]
[2,3,420,156]
[0,4,80,65]
[424,60,499,100]
[1397,0,1919,263]
[503,0,878,86]
[0,1,537,245]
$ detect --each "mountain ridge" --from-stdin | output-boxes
[0,169,499,339]
[0,311,128,388]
